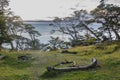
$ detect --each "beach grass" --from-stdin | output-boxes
[0,41,120,80]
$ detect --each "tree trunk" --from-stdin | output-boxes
[111,27,120,40]
[83,23,101,40]
[108,28,112,40]
[10,42,14,50]
[0,44,2,51]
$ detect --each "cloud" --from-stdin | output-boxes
[9,0,119,20]
[107,0,120,5]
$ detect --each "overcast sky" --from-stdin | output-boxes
[9,0,120,20]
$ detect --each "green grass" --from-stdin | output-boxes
[0,41,120,80]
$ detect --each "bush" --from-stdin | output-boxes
[71,40,83,47]
[85,38,97,45]
[95,43,107,50]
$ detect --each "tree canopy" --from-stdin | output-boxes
[52,1,120,47]
[0,0,41,50]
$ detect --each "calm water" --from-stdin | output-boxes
[24,21,69,44]
[24,21,101,44]
[3,21,100,49]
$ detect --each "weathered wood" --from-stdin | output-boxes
[54,61,73,67]
[0,55,6,60]
[61,50,77,54]
[47,58,97,72]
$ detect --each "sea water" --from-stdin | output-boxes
[24,21,69,44]
[3,21,101,48]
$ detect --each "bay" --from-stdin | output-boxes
[24,21,69,44]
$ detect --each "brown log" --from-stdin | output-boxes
[47,58,97,72]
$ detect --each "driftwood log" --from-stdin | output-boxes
[47,58,97,72]
[53,61,73,67]
[0,55,6,60]
[61,50,77,54]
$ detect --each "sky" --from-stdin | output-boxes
[9,0,120,20]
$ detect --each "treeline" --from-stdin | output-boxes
[0,0,120,51]
[0,0,41,51]
[45,0,120,50]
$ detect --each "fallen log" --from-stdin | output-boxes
[61,50,77,54]
[0,55,6,60]
[47,58,97,72]
[53,61,73,67]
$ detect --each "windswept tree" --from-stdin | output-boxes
[0,0,41,50]
[24,24,41,50]
[44,36,70,51]
[98,0,106,8]
[0,0,12,50]
[52,9,101,46]
[52,17,85,46]
[91,3,120,40]
[73,10,101,40]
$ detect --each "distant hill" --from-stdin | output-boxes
[23,20,53,22]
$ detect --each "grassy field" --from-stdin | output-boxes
[0,41,120,80]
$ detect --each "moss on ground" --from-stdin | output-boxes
[0,41,120,80]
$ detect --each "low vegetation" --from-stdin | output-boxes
[0,0,120,80]
[0,41,120,80]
